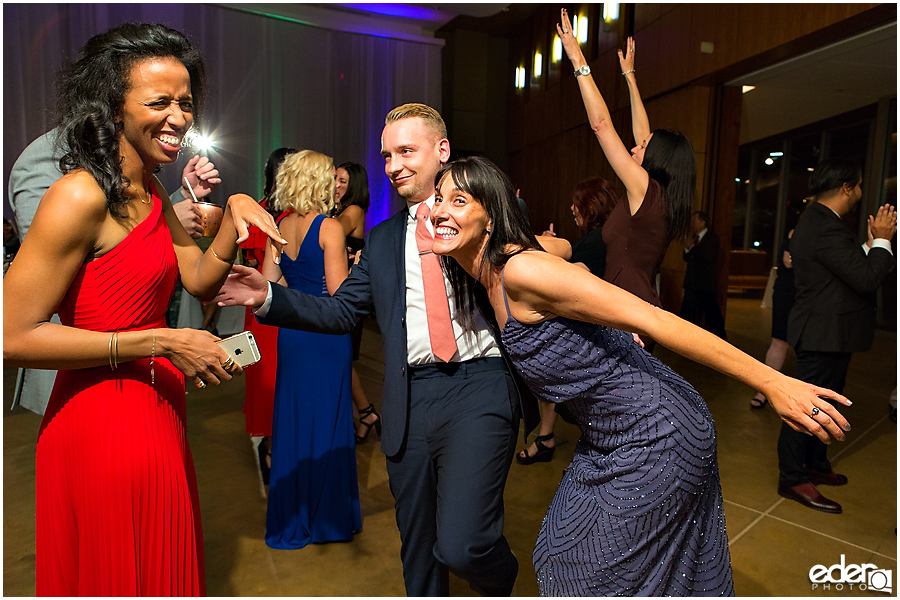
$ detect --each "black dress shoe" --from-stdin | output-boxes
[778,482,842,513]
[808,469,848,486]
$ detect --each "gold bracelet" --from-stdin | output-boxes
[109,332,116,370]
[112,331,119,370]
[211,247,236,263]
[150,329,156,386]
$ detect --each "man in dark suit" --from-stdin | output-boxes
[680,211,727,339]
[216,103,538,596]
[778,158,896,514]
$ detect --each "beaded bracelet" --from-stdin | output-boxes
[622,69,635,76]
[150,329,156,386]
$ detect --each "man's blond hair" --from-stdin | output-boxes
[384,103,447,141]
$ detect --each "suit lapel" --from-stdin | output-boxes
[388,208,409,302]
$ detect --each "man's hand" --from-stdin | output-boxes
[214,264,269,308]
[173,200,203,239]
[868,203,897,241]
[182,155,221,200]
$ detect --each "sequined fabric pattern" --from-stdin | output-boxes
[502,315,734,596]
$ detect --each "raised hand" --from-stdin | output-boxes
[225,193,286,259]
[542,222,557,237]
[181,155,221,200]
[618,36,635,74]
[557,8,585,65]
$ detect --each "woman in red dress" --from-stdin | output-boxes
[3,24,284,596]
[242,147,298,483]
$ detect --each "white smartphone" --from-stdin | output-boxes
[216,331,261,368]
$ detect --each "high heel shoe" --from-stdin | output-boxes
[355,403,382,445]
[516,433,555,465]
[257,437,271,485]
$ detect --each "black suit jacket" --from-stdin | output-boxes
[787,201,894,353]
[682,229,719,293]
[261,207,539,457]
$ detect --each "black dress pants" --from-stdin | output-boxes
[777,349,852,487]
[386,358,519,596]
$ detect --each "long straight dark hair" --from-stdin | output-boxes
[642,129,696,242]
[436,155,541,334]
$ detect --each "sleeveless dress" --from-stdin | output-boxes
[498,274,734,596]
[265,214,362,548]
[240,203,282,436]
[36,185,205,596]
[602,178,668,308]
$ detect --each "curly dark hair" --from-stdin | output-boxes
[55,23,206,218]
[335,161,370,213]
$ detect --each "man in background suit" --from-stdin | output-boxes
[680,210,727,339]
[778,158,896,513]
[8,127,220,415]
[216,103,540,596]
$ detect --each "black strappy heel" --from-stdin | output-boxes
[516,433,555,465]
[355,403,382,444]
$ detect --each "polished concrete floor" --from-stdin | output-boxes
[4,297,896,596]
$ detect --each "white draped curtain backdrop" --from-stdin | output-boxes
[3,3,443,230]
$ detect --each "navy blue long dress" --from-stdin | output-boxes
[499,276,734,596]
[266,214,361,549]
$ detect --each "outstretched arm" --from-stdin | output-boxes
[558,8,649,215]
[501,251,852,443]
[617,37,651,148]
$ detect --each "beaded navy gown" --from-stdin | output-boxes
[499,282,734,596]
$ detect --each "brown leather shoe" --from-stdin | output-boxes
[809,469,849,486]
[778,482,842,513]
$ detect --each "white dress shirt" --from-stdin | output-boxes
[255,196,501,366]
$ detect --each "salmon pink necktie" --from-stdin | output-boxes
[415,202,458,362]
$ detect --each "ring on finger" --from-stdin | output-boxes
[810,407,820,418]
[196,378,208,389]
[222,356,235,371]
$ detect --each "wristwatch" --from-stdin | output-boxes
[574,65,591,77]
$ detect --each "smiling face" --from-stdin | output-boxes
[120,56,193,169]
[431,173,492,264]
[381,117,449,204]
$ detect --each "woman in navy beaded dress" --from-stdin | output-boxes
[429,156,852,596]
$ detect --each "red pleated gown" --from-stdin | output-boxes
[35,187,205,596]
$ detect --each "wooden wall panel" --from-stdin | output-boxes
[688,4,742,77]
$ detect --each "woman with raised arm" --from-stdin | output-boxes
[559,9,694,350]
[429,155,851,596]
[2,23,284,596]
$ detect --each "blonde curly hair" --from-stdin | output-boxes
[273,150,335,215]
